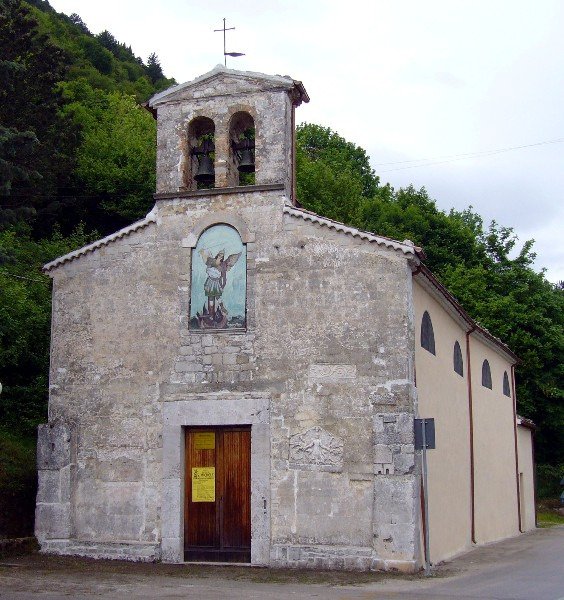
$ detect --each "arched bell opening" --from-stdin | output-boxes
[228,111,255,187]
[187,116,215,190]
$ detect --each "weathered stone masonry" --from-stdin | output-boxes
[36,66,424,570]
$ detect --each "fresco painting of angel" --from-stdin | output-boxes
[189,224,246,329]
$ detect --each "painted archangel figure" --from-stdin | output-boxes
[197,248,241,328]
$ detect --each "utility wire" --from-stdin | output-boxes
[0,270,48,283]
[375,137,564,173]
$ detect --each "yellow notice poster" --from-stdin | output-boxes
[194,432,215,450]
[192,467,215,502]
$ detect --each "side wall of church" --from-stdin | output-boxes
[414,278,522,563]
[37,188,422,570]
[413,281,473,563]
[470,335,520,544]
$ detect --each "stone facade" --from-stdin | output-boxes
[37,65,531,571]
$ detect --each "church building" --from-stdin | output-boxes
[35,66,536,570]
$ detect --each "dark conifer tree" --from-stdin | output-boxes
[147,52,164,83]
[0,0,78,234]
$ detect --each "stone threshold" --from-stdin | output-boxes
[184,561,255,567]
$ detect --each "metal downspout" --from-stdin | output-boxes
[291,102,296,205]
[466,326,476,544]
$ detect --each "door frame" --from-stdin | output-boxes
[184,425,252,562]
[161,396,271,565]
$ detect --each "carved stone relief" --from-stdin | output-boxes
[289,426,343,472]
[308,364,356,383]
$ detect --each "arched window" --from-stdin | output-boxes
[482,359,492,389]
[229,111,255,186]
[420,311,436,355]
[187,116,215,190]
[189,224,246,330]
[503,371,511,397]
[453,341,464,376]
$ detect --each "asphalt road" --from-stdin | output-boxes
[0,526,562,599]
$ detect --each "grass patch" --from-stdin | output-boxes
[537,510,564,528]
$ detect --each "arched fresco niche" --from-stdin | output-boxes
[189,224,246,330]
[228,111,255,187]
[186,116,215,190]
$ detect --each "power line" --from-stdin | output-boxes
[0,270,48,283]
[375,137,564,173]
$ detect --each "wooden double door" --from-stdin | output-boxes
[184,426,251,562]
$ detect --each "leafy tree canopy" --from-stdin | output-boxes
[60,78,156,227]
[296,123,563,470]
[0,223,94,433]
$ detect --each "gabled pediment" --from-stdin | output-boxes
[148,65,309,107]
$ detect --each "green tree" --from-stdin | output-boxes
[146,52,164,84]
[297,123,379,200]
[0,0,78,233]
[81,36,113,75]
[357,186,486,273]
[0,223,93,433]
[296,123,563,474]
[68,12,89,34]
[0,127,38,199]
[0,220,93,537]
[60,79,157,227]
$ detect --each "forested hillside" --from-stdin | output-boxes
[0,0,172,535]
[0,0,562,536]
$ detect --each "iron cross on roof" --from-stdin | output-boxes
[214,18,245,66]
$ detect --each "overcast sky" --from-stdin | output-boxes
[48,0,564,283]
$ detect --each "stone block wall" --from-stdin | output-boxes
[35,422,72,542]
[36,66,424,570]
[153,73,293,195]
[38,187,421,570]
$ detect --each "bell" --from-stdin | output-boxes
[194,154,215,184]
[237,148,255,173]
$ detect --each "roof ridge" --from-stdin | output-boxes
[149,66,307,107]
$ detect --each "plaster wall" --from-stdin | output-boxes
[470,336,520,544]
[37,188,422,570]
[412,281,472,563]
[517,426,536,531]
